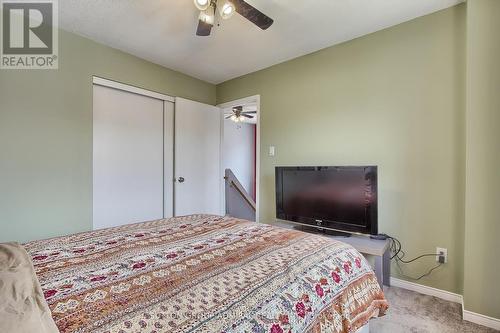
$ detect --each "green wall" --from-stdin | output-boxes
[464,0,500,319]
[0,29,216,243]
[1,0,498,320]
[218,5,466,295]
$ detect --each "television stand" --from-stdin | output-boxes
[296,224,352,237]
[271,220,390,289]
[323,228,352,237]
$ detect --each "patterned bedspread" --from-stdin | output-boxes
[23,215,388,333]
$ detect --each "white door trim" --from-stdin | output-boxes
[217,95,261,222]
[92,76,175,102]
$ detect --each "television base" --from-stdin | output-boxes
[297,224,352,238]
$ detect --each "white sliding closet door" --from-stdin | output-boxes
[93,84,173,229]
[163,101,174,218]
[175,98,222,216]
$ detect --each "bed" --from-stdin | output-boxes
[20,214,388,333]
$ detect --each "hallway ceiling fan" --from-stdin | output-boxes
[225,106,256,122]
[194,0,274,36]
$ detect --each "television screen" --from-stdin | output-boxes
[275,166,377,235]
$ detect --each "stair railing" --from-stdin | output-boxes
[224,169,256,221]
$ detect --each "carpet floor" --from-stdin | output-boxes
[370,286,498,333]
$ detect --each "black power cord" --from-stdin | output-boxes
[395,259,442,281]
[380,234,444,281]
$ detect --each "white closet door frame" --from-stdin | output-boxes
[93,77,175,103]
[92,76,175,229]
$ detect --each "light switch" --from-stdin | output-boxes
[269,146,275,156]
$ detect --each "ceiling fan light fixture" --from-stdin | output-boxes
[219,0,235,19]
[195,0,273,36]
[194,0,210,11]
[199,7,215,25]
[230,114,245,123]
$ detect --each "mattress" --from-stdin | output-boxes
[23,214,388,333]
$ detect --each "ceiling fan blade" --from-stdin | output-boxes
[233,0,274,30]
[196,20,213,36]
[242,111,257,114]
[242,114,254,118]
[225,115,233,119]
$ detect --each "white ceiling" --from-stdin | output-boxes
[59,0,463,84]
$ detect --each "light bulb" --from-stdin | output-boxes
[199,8,215,25]
[194,0,210,11]
[219,0,235,19]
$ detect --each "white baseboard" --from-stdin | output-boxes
[390,277,500,330]
[462,304,500,330]
[389,277,463,303]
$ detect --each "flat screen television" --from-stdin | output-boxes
[275,166,378,236]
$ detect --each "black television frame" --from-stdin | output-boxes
[275,166,378,236]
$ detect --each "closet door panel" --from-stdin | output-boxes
[174,98,222,216]
[163,101,174,218]
[93,85,165,229]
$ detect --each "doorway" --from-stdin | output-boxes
[218,95,261,222]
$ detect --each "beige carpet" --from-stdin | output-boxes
[370,286,498,333]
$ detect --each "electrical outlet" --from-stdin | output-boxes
[436,247,448,263]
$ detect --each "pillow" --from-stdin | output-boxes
[0,242,59,333]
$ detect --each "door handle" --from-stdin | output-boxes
[178,177,185,183]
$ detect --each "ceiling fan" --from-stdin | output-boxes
[225,106,256,122]
[194,0,274,36]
